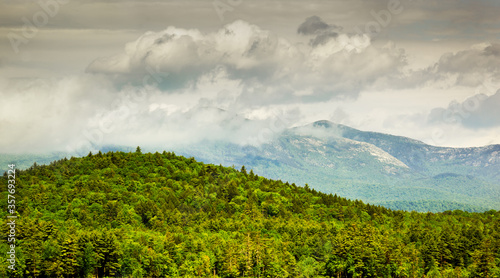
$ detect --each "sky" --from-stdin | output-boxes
[1,0,500,154]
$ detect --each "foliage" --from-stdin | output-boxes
[0,150,499,277]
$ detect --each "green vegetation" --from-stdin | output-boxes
[1,150,500,277]
[376,200,492,213]
[0,153,68,175]
[173,124,500,213]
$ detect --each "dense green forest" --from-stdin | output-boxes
[1,149,499,277]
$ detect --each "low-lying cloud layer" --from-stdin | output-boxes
[0,72,301,154]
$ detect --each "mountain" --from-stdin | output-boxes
[1,151,499,277]
[172,120,500,212]
[321,120,500,182]
[2,120,499,212]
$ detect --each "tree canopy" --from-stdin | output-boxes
[1,150,499,277]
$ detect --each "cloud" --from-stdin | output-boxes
[0,72,303,154]
[87,21,302,90]
[431,43,500,86]
[4,13,500,154]
[297,16,344,47]
[87,19,407,104]
[411,43,500,132]
[428,89,500,129]
[297,16,335,35]
[0,75,118,153]
[0,19,414,153]
[377,43,500,92]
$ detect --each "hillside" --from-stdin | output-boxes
[2,120,499,213]
[174,121,500,212]
[1,150,499,277]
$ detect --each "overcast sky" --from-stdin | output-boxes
[1,0,500,153]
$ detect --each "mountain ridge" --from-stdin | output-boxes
[172,120,500,211]
[1,119,499,212]
[304,120,500,181]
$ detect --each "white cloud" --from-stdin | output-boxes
[2,16,500,154]
[86,20,408,104]
[392,43,500,90]
[0,71,302,153]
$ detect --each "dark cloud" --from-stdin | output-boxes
[297,16,344,46]
[310,32,339,46]
[297,16,331,35]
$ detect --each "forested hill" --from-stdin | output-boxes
[1,150,499,277]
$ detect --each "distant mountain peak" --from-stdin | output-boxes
[310,120,352,131]
[306,120,427,146]
[312,120,336,128]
